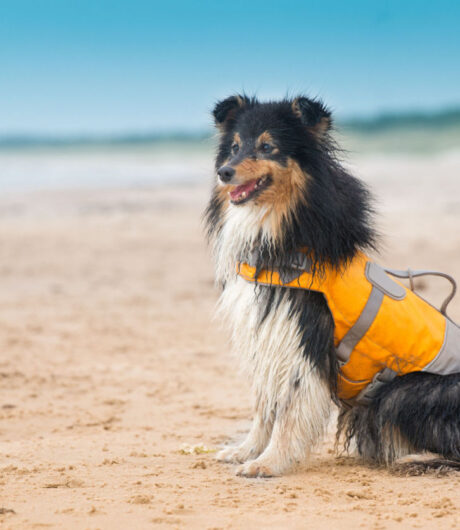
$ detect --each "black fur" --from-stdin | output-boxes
[292,96,332,130]
[338,372,460,464]
[287,289,337,396]
[212,95,253,131]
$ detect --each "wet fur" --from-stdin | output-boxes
[205,94,460,476]
[337,372,460,466]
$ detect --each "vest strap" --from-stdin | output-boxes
[354,367,398,405]
[384,268,457,317]
[336,286,384,363]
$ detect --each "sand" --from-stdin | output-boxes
[0,154,459,529]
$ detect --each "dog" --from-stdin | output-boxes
[204,94,460,477]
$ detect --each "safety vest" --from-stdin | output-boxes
[237,251,460,405]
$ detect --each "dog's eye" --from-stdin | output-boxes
[260,143,273,154]
[231,143,240,155]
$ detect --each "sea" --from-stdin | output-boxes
[0,139,215,192]
[1,119,460,193]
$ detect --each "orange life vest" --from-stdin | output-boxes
[237,252,460,404]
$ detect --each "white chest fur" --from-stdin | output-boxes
[212,203,331,475]
[219,276,327,422]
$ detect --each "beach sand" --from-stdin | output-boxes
[0,154,459,529]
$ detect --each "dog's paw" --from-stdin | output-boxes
[216,447,240,463]
[216,446,253,464]
[216,441,263,464]
[235,460,278,478]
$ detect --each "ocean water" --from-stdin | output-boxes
[1,126,460,192]
[0,141,215,192]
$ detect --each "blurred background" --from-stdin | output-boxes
[1,0,460,191]
[1,2,460,527]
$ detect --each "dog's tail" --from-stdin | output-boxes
[391,455,460,476]
[337,371,460,469]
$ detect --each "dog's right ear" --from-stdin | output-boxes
[292,97,332,139]
[212,95,249,132]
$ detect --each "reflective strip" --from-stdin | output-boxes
[336,286,384,363]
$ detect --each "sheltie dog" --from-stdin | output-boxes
[204,95,460,477]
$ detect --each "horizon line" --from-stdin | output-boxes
[1,105,460,145]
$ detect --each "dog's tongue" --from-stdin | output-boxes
[229,179,258,201]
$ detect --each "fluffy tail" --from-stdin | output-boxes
[392,455,460,476]
[337,371,460,466]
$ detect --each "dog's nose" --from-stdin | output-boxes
[217,166,235,183]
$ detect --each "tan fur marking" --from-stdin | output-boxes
[256,131,274,147]
[235,95,244,107]
[291,99,303,118]
[230,157,308,241]
[216,184,231,213]
[256,131,279,154]
[233,132,241,146]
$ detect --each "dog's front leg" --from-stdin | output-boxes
[236,369,331,477]
[216,402,274,464]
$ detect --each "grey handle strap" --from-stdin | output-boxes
[384,268,457,316]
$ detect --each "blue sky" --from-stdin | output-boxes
[1,0,459,134]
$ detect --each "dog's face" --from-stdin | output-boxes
[212,96,332,217]
[207,95,375,279]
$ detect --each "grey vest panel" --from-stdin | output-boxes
[423,319,460,375]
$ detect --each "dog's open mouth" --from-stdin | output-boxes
[228,175,272,205]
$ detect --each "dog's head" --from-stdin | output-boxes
[212,95,332,212]
[207,95,375,270]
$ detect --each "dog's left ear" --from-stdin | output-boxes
[212,95,249,132]
[292,97,332,138]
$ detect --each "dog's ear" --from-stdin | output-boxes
[212,95,249,132]
[292,97,332,138]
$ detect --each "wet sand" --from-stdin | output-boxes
[0,154,459,529]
